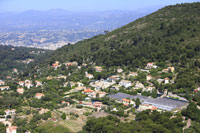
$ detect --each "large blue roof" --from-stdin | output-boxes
[108,92,188,111]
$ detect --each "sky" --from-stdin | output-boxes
[0,0,199,12]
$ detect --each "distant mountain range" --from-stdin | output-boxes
[0,9,157,31]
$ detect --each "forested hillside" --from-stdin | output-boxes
[49,3,200,67]
[0,45,51,78]
[39,2,200,92]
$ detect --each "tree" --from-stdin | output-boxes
[0,123,6,133]
[61,113,66,120]
[135,98,141,108]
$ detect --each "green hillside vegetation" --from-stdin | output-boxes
[43,2,200,93]
[0,45,52,78]
[50,3,200,66]
[82,112,185,133]
[36,122,71,133]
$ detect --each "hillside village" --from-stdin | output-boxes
[1,2,200,133]
[0,60,194,132]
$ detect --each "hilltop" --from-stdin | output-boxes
[49,2,200,68]
[36,2,200,91]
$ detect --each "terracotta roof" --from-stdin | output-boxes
[122,98,130,102]
[0,86,9,88]
[5,109,16,113]
[7,126,17,132]
[35,93,45,97]
[83,88,94,93]
[151,106,158,110]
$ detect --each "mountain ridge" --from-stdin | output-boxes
[48,2,200,68]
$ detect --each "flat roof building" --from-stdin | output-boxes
[108,92,188,111]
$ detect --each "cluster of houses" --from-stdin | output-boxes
[49,61,189,113]
[52,61,78,70]
[0,61,192,132]
[0,109,17,133]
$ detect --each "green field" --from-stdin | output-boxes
[36,122,71,133]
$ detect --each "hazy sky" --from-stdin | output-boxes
[0,0,199,12]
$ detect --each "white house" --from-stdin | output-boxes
[117,68,123,73]
[6,126,17,133]
[96,91,107,98]
[94,66,103,72]
[138,104,157,111]
[128,72,138,77]
[168,67,175,72]
[18,81,25,86]
[90,80,114,90]
[25,80,33,89]
[25,82,33,89]
[121,98,135,106]
[146,62,157,69]
[35,81,43,88]
[157,79,164,84]
[164,77,169,84]
[35,93,45,99]
[0,80,5,86]
[146,75,152,81]
[0,86,10,91]
[134,81,145,90]
[85,72,94,79]
[119,80,132,88]
[107,75,120,82]
[17,88,24,94]
[5,109,16,117]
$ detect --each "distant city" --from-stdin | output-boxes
[0,9,152,50]
[0,30,103,50]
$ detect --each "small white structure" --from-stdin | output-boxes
[94,66,103,72]
[168,67,175,72]
[0,86,10,91]
[107,75,120,82]
[157,79,164,84]
[117,68,123,73]
[121,98,135,106]
[18,81,25,86]
[85,72,94,79]
[164,77,169,84]
[119,80,132,88]
[25,80,33,89]
[146,62,157,69]
[6,126,17,133]
[35,81,43,88]
[0,80,5,86]
[96,91,107,98]
[5,109,16,117]
[138,104,157,111]
[17,88,24,94]
[90,80,114,90]
[146,75,152,81]
[134,81,145,90]
[128,72,138,77]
